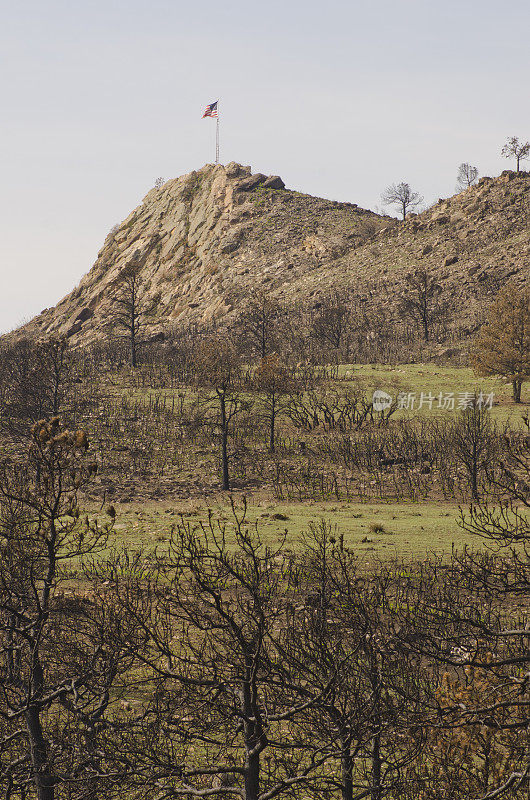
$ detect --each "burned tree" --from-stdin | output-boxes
[194,338,250,490]
[0,420,139,799]
[399,268,446,342]
[312,294,353,361]
[109,264,146,368]
[381,182,423,221]
[110,502,326,800]
[0,337,71,438]
[390,447,530,800]
[501,136,530,172]
[238,291,282,359]
[456,162,479,190]
[285,523,430,800]
[253,354,297,452]
[451,398,498,501]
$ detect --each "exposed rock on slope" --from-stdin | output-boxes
[14,165,530,344]
[21,163,385,343]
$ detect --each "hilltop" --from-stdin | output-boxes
[13,163,530,345]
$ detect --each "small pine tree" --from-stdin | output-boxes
[471,284,530,403]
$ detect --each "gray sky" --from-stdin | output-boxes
[1,0,529,334]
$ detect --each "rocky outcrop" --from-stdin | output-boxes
[10,164,530,345]
[16,163,385,343]
[263,175,285,189]
[237,173,267,191]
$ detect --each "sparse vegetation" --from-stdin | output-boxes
[1,161,530,800]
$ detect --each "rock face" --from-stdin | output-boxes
[16,163,386,342]
[237,173,267,191]
[11,164,530,344]
[263,175,285,189]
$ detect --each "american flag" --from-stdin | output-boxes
[202,101,218,118]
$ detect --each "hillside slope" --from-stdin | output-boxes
[14,164,530,344]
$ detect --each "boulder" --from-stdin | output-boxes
[263,175,285,190]
[66,323,82,338]
[444,255,459,266]
[219,231,242,253]
[219,225,245,254]
[74,307,94,324]
[421,244,433,256]
[236,173,267,191]
[225,161,243,178]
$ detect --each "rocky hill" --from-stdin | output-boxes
[13,163,530,344]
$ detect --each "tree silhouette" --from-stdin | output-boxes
[399,269,446,342]
[381,182,423,220]
[0,420,137,799]
[109,264,145,368]
[194,338,249,489]
[501,136,530,172]
[456,162,479,190]
[253,354,297,452]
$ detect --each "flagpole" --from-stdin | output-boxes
[215,102,220,164]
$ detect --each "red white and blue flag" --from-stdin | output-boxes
[202,101,218,118]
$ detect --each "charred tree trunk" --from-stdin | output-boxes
[219,392,230,490]
[340,731,354,800]
[130,306,137,369]
[25,706,54,800]
[242,666,263,800]
[269,393,277,453]
[244,749,260,800]
[370,731,382,800]
[369,647,382,800]
[471,438,479,501]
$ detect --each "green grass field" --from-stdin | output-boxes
[343,364,528,426]
[89,362,529,563]
[103,497,481,560]
[116,363,529,428]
